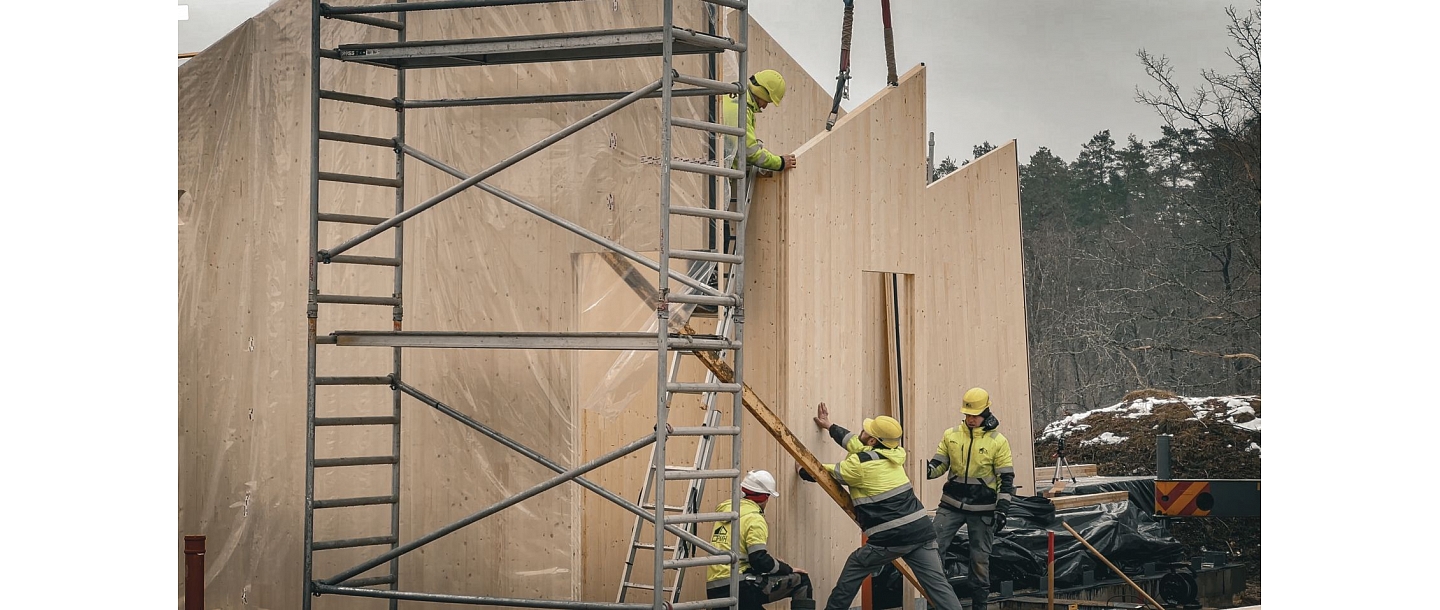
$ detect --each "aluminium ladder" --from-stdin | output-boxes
[617,171,758,604]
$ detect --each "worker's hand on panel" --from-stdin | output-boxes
[813,402,831,430]
[783,154,798,170]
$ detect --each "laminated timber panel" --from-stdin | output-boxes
[747,65,1035,603]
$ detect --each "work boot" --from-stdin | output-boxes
[970,593,988,610]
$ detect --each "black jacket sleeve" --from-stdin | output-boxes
[829,424,851,448]
[747,548,793,575]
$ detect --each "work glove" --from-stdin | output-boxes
[992,512,1007,535]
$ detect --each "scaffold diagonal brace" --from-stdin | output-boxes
[322,431,657,586]
[320,78,663,261]
[402,144,726,298]
[392,379,725,556]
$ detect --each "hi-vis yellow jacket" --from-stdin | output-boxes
[801,424,935,548]
[721,94,785,172]
[706,498,791,584]
[927,424,1016,514]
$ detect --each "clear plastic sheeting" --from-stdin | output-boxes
[939,499,1186,594]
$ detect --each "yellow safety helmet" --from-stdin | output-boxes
[748,69,787,106]
[961,387,991,416]
[862,416,903,448]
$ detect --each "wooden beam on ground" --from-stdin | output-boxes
[1049,490,1129,511]
[600,256,932,602]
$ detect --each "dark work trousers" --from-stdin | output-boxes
[707,573,816,610]
[933,505,994,605]
[823,540,963,610]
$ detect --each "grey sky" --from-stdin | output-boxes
[180,0,1245,164]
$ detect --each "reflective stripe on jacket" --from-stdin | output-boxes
[706,498,768,583]
[820,425,935,548]
[721,94,784,171]
[927,425,1015,513]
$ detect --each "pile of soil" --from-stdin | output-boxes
[1032,389,1261,606]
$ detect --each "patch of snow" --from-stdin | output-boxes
[1246,442,1260,454]
[1080,432,1129,446]
[1231,418,1261,432]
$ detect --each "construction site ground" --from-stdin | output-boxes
[1032,391,1261,607]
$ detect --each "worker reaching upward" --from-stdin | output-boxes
[798,404,964,610]
[722,69,798,173]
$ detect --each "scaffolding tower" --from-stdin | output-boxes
[304,0,753,608]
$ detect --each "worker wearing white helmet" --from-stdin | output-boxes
[705,469,815,610]
[926,387,1016,610]
[800,403,964,610]
[721,69,798,172]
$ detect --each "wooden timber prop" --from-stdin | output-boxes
[599,252,932,602]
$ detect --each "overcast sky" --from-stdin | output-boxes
[180,0,1246,164]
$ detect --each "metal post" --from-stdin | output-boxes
[303,1,321,608]
[654,3,676,607]
[926,132,935,183]
[1156,434,1172,480]
[729,13,750,610]
[389,5,407,607]
[185,535,205,610]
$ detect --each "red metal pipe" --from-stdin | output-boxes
[185,535,205,610]
[1047,531,1055,610]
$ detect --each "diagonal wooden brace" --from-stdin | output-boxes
[598,252,932,602]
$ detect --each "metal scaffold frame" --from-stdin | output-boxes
[303,1,752,608]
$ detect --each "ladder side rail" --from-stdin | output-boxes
[653,3,678,608]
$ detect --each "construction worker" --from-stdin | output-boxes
[705,469,816,610]
[926,387,1016,610]
[721,69,798,173]
[799,403,964,610]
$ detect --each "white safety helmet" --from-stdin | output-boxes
[740,469,780,497]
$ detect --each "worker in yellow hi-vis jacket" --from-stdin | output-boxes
[706,469,814,610]
[721,69,798,173]
[926,387,1016,610]
[799,403,964,610]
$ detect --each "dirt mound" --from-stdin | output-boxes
[1034,394,1261,606]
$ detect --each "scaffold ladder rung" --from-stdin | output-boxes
[314,455,399,468]
[667,382,741,394]
[671,160,745,180]
[318,212,390,225]
[315,416,399,426]
[319,171,402,188]
[673,73,741,94]
[319,89,399,108]
[671,116,747,138]
[313,535,399,551]
[320,131,398,148]
[669,249,742,264]
[663,468,741,481]
[314,495,399,509]
[669,205,744,221]
[328,255,402,267]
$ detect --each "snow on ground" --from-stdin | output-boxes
[1080,431,1129,446]
[1039,394,1261,440]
